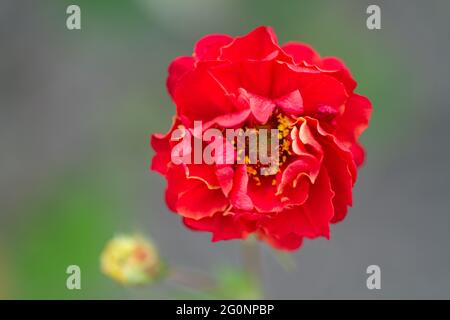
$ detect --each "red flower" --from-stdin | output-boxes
[151,26,372,251]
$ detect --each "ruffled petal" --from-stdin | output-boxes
[230,165,254,211]
[259,167,334,242]
[335,93,372,165]
[276,154,320,195]
[323,146,354,223]
[220,26,291,62]
[167,56,195,98]
[172,63,236,123]
[309,117,357,223]
[176,179,229,220]
[183,211,256,241]
[163,163,229,219]
[248,180,283,212]
[274,90,304,115]
[272,61,348,114]
[194,34,233,61]
[150,117,180,175]
[282,42,356,93]
[203,109,251,130]
[279,176,310,206]
[215,165,234,196]
[282,42,321,65]
[320,57,357,93]
[237,89,276,124]
[258,231,303,251]
[186,164,220,189]
[209,60,275,97]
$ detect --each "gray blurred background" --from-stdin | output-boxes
[0,0,449,299]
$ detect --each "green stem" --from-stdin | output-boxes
[242,239,263,295]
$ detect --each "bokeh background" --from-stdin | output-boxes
[1,0,450,299]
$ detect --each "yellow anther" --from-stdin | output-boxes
[246,166,257,175]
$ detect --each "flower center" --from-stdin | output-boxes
[244,112,293,186]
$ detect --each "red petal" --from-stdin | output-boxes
[258,231,303,251]
[230,165,254,211]
[334,94,371,166]
[241,89,276,124]
[151,139,171,175]
[183,212,256,241]
[165,164,190,212]
[210,60,275,97]
[272,62,348,114]
[176,180,229,219]
[215,165,234,196]
[167,56,195,98]
[336,94,372,140]
[173,63,235,123]
[220,26,291,62]
[298,168,335,239]
[150,117,180,175]
[203,109,251,130]
[277,154,320,195]
[260,167,335,241]
[194,34,233,61]
[248,181,283,212]
[321,57,357,93]
[323,146,354,223]
[282,42,321,65]
[164,164,229,219]
[308,117,357,180]
[349,142,366,167]
[186,164,220,188]
[274,90,304,115]
[290,121,323,158]
[310,118,356,223]
[280,176,310,206]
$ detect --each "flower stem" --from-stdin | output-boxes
[242,239,263,295]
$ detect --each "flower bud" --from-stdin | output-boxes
[100,234,163,285]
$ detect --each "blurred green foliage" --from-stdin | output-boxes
[10,171,127,299]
